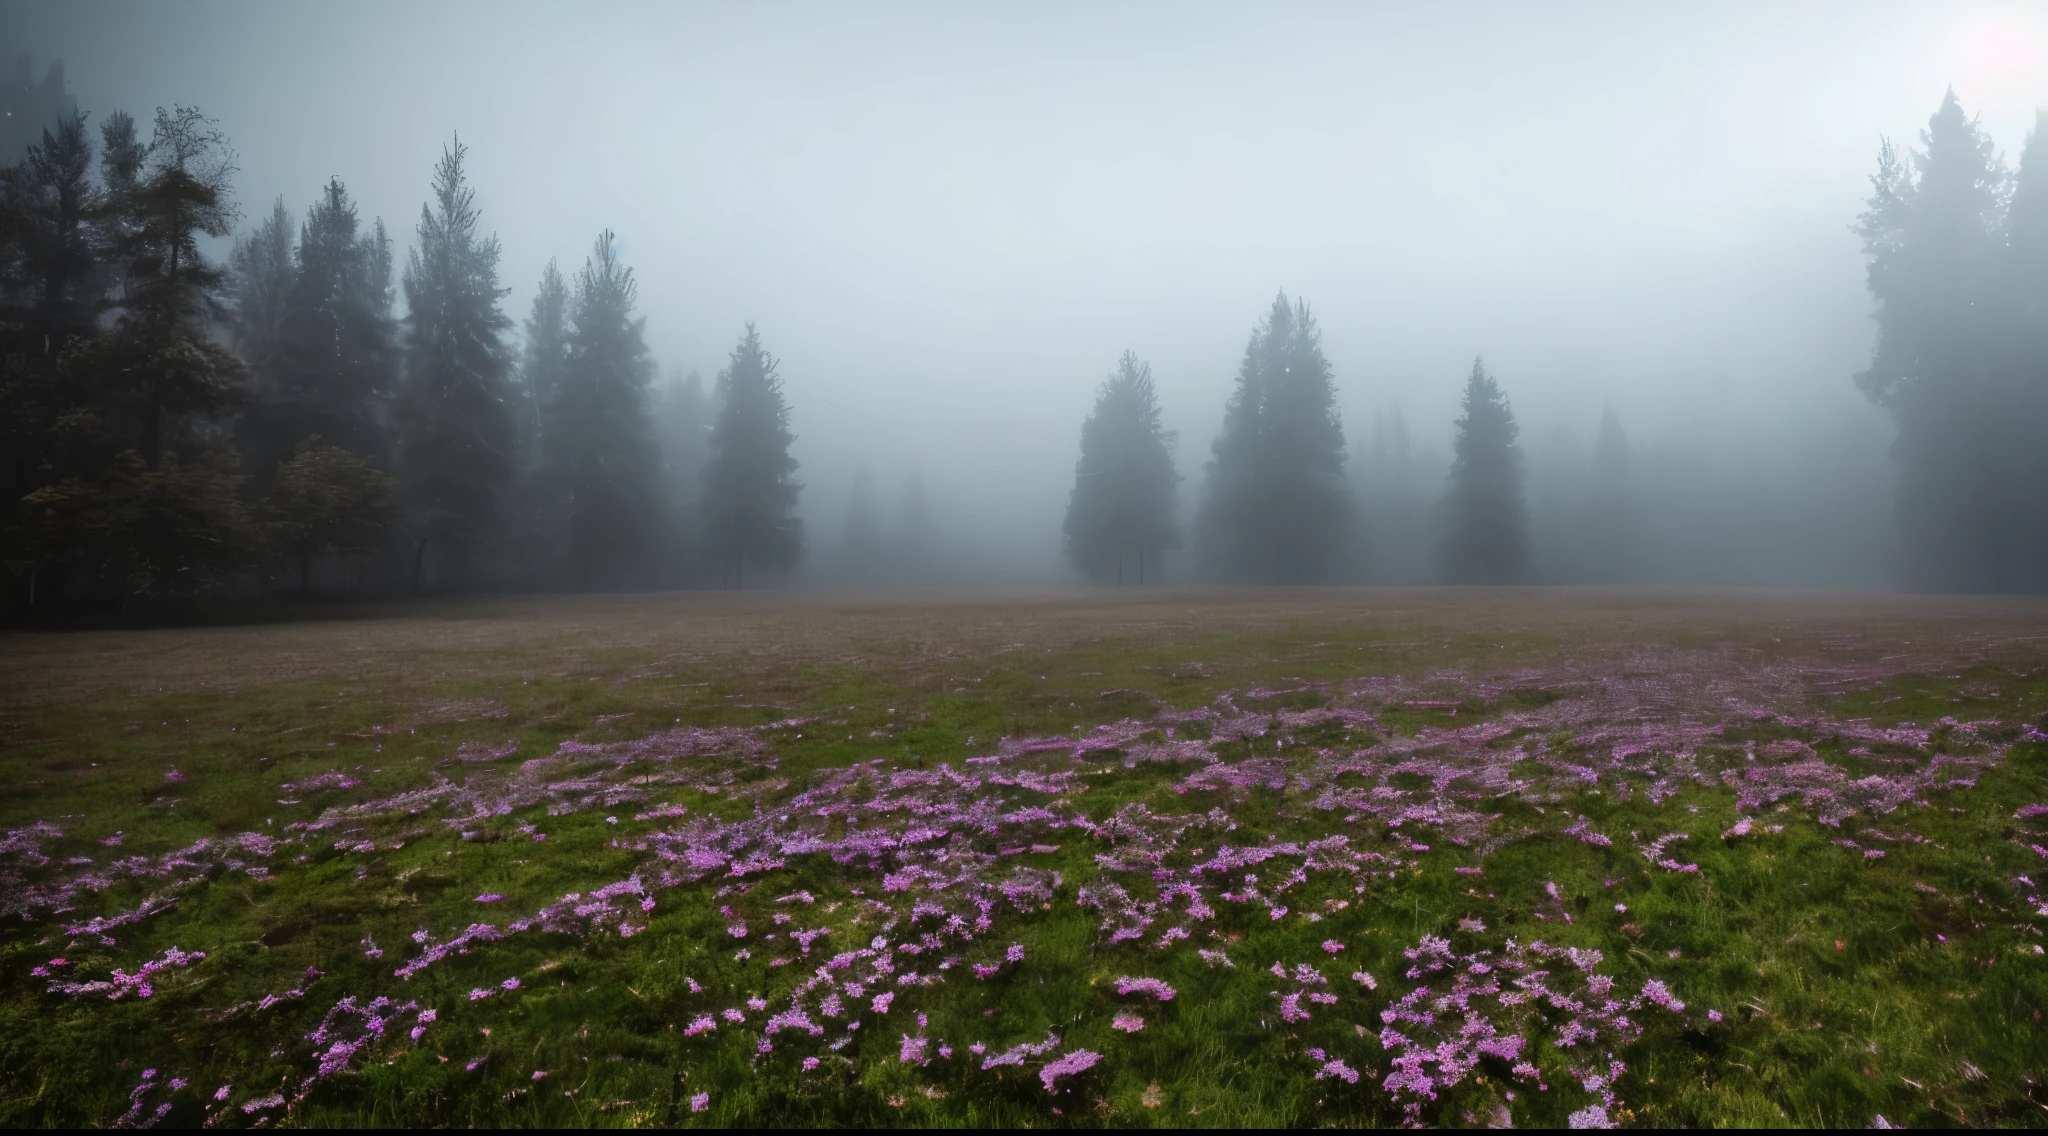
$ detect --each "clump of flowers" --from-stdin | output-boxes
[1113,976,1176,1001]
[1374,923,1698,1124]
[1039,1049,1101,1091]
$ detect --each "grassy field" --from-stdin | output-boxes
[3,587,2047,1128]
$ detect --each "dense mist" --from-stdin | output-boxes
[4,1,2047,610]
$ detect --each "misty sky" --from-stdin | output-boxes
[9,0,2048,579]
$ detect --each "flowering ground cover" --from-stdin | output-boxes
[2,589,2048,1127]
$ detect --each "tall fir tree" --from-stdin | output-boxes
[14,107,258,600]
[1439,358,1527,584]
[1359,403,1430,583]
[654,367,709,585]
[702,324,802,587]
[99,106,245,471]
[517,259,568,471]
[502,259,570,579]
[228,198,295,391]
[1854,90,2012,591]
[394,137,514,590]
[897,471,931,586]
[1062,351,1180,583]
[1,58,78,164]
[2003,111,2048,591]
[276,178,394,458]
[549,230,657,587]
[1581,403,1637,583]
[0,110,104,354]
[237,179,395,490]
[1195,291,1349,582]
[839,466,883,586]
[1,109,110,559]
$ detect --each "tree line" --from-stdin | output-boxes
[1066,92,2048,593]
[0,99,803,615]
[1064,292,1598,587]
[4,82,2045,616]
[1855,91,2048,593]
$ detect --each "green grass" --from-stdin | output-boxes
[1,593,2046,1127]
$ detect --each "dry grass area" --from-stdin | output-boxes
[7,587,2048,708]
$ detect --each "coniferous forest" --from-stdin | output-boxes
[4,69,2048,617]
[9,14,2048,1131]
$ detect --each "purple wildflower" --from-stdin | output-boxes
[1039,1049,1101,1091]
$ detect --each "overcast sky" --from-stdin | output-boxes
[8,0,2047,575]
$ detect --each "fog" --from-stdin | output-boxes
[7,0,2048,595]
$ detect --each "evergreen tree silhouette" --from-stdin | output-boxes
[394,136,514,590]
[702,324,802,588]
[1440,357,1527,584]
[1196,291,1349,582]
[550,230,657,587]
[1063,351,1180,583]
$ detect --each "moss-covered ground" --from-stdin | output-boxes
[2,588,2046,1128]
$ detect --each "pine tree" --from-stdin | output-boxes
[30,107,252,602]
[0,107,110,597]
[229,198,295,390]
[1,111,109,527]
[1440,357,1527,584]
[1581,403,1637,583]
[233,180,396,494]
[3,106,257,607]
[701,324,802,587]
[93,107,244,471]
[654,367,708,585]
[1062,351,1180,583]
[897,471,931,586]
[550,230,657,588]
[393,137,514,590]
[92,111,146,300]
[2004,112,2048,592]
[0,110,104,354]
[2010,111,2048,331]
[839,466,883,586]
[1195,291,1349,582]
[503,259,570,580]
[1359,403,1429,583]
[517,259,568,468]
[1854,90,2011,592]
[1,58,78,164]
[275,177,394,458]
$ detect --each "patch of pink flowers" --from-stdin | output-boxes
[1113,976,1176,1001]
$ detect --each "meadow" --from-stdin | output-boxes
[2,587,2046,1128]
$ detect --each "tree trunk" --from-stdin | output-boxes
[412,537,428,596]
[301,546,314,598]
